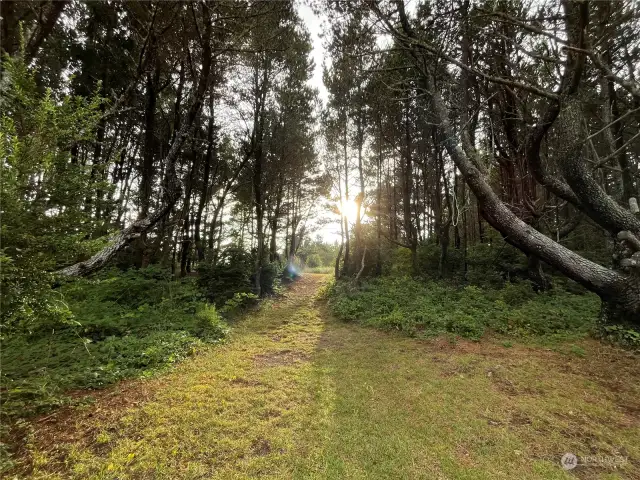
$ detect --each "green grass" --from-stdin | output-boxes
[326,276,600,342]
[7,274,639,479]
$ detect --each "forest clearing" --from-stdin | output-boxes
[5,274,639,479]
[2,0,640,478]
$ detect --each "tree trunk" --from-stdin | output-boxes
[376,118,383,275]
[195,93,216,262]
[342,128,351,276]
[269,183,282,262]
[57,8,213,277]
[354,100,365,272]
[527,255,550,291]
[180,139,200,277]
[429,76,640,323]
[334,242,343,280]
[402,96,417,272]
[24,1,69,62]
[140,62,160,220]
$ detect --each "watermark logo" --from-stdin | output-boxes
[560,453,627,470]
[561,453,578,470]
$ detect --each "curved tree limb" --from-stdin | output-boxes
[564,44,640,100]
[24,1,69,62]
[554,100,640,236]
[56,5,214,277]
[372,0,635,305]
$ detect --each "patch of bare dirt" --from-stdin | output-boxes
[259,408,282,419]
[509,411,532,427]
[8,378,156,476]
[229,377,262,387]
[253,349,309,367]
[250,437,272,456]
[418,336,640,420]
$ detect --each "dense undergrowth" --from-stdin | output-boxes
[326,276,600,342]
[0,267,229,420]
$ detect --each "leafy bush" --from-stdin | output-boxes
[327,276,599,341]
[0,55,106,333]
[0,253,75,333]
[306,253,322,268]
[260,261,284,295]
[219,292,259,314]
[388,247,414,277]
[601,325,640,348]
[197,246,285,301]
[0,268,228,418]
[197,247,254,305]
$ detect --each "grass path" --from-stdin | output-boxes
[14,274,640,479]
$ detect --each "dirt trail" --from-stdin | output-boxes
[12,273,640,479]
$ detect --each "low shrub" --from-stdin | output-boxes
[219,292,259,315]
[327,276,599,341]
[197,248,284,301]
[601,324,640,348]
[197,247,254,305]
[0,268,228,418]
[306,253,322,268]
[260,261,284,295]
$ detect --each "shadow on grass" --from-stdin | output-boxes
[294,301,639,480]
[8,274,639,480]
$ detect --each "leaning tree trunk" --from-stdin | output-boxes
[430,84,640,325]
[380,0,640,326]
[56,8,213,277]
